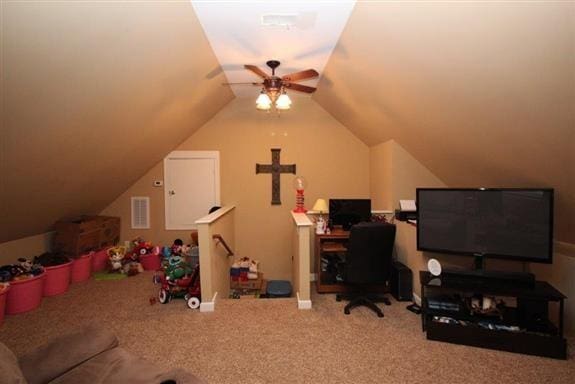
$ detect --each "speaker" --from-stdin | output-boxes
[390,261,413,301]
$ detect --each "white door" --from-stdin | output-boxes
[164,151,220,229]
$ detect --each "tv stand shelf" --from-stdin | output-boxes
[420,271,567,359]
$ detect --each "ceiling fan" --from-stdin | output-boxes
[225,60,319,110]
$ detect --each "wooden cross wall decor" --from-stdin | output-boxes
[256,148,296,205]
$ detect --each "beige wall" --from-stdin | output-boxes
[102,98,370,281]
[369,141,393,210]
[370,138,446,291]
[0,232,53,266]
[370,140,446,211]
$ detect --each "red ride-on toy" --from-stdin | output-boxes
[157,265,201,309]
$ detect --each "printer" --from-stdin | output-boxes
[395,199,417,221]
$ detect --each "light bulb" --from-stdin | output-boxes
[256,92,272,111]
[275,93,292,110]
[256,101,271,111]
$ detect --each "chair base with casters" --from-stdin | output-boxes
[336,291,391,317]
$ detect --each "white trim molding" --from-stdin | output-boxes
[412,292,422,307]
[291,211,313,227]
[297,292,312,310]
[200,292,218,312]
[195,205,235,225]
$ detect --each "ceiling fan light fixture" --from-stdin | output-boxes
[256,91,272,110]
[275,92,292,110]
[239,61,318,111]
[256,101,272,111]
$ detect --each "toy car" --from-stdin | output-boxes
[157,265,201,309]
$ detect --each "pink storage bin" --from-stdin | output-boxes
[0,285,10,326]
[140,253,161,271]
[71,253,92,283]
[6,273,45,315]
[43,261,73,297]
[92,248,109,272]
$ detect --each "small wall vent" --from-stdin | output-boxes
[131,197,150,229]
[261,14,298,27]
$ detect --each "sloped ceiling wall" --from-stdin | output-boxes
[314,2,575,243]
[0,1,234,243]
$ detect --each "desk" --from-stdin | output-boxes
[315,229,350,293]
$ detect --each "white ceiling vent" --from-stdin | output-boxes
[131,197,150,229]
[261,14,298,27]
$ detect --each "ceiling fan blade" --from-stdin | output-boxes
[222,82,262,85]
[282,69,319,82]
[284,83,317,93]
[244,65,270,79]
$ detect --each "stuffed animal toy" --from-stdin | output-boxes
[0,265,21,282]
[248,260,259,280]
[18,258,33,272]
[107,246,126,273]
[127,238,154,261]
[161,246,172,268]
[0,263,35,281]
[132,238,154,254]
[181,244,191,257]
[170,238,184,256]
[0,259,43,282]
[164,253,192,282]
[124,261,144,276]
[17,258,43,276]
[122,251,144,276]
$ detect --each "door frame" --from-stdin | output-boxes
[163,150,220,230]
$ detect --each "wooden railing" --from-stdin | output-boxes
[212,234,234,257]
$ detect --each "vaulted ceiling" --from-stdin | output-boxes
[0,1,233,243]
[1,1,573,243]
[313,2,574,242]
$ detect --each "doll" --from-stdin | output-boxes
[107,246,126,273]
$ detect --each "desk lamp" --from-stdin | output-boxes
[312,199,329,234]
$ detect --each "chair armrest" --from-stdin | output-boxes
[19,325,119,384]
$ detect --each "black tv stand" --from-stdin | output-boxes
[442,268,535,288]
[420,271,567,359]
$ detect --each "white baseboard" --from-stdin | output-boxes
[297,292,312,310]
[200,292,218,312]
[412,292,422,306]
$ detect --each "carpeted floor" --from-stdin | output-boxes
[0,272,573,383]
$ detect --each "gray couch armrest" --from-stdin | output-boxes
[158,368,207,384]
[18,325,119,384]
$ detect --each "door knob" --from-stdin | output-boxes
[169,190,175,195]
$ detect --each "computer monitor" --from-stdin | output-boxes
[329,199,372,230]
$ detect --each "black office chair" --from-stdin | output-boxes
[336,222,396,317]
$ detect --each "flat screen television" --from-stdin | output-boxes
[416,188,554,264]
[329,199,371,230]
